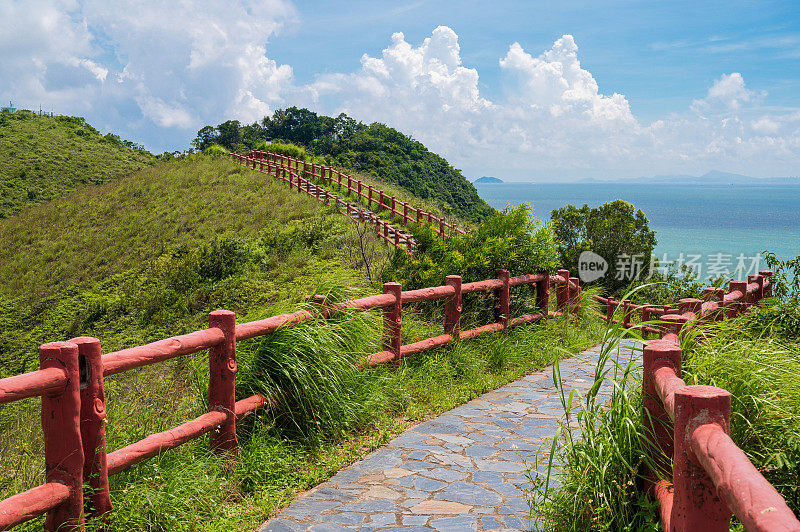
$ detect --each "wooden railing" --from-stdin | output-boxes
[598,270,800,530]
[0,269,581,531]
[232,153,417,252]
[593,270,774,336]
[249,149,468,238]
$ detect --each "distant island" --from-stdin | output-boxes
[577,170,800,185]
[475,176,504,184]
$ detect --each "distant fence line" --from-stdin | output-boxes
[0,268,582,531]
[234,152,417,252]
[249,149,468,239]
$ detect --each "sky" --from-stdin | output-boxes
[1,0,799,182]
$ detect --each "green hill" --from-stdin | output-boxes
[192,107,494,223]
[0,155,373,375]
[0,110,156,218]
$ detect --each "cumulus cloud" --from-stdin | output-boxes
[0,0,298,150]
[2,10,798,177]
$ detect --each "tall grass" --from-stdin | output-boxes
[529,291,800,530]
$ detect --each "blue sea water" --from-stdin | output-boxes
[474,183,800,279]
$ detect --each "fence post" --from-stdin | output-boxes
[383,282,402,365]
[759,270,773,297]
[642,341,682,492]
[416,208,422,223]
[378,191,384,210]
[672,385,732,531]
[728,280,747,316]
[495,270,510,330]
[358,181,362,198]
[439,218,445,237]
[748,274,765,303]
[606,297,615,322]
[445,275,462,338]
[394,226,400,248]
[403,203,409,224]
[535,273,550,315]
[72,337,112,518]
[391,196,396,214]
[569,277,581,315]
[40,341,84,531]
[368,186,373,207]
[208,310,237,455]
[661,314,688,337]
[641,306,652,337]
[556,269,570,312]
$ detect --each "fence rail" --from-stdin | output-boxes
[597,270,800,530]
[0,269,580,531]
[232,153,416,252]
[249,149,468,238]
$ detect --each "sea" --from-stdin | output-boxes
[474,183,800,281]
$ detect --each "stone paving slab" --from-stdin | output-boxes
[260,340,640,531]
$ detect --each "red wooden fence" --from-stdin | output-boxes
[0,270,580,530]
[231,153,417,252]
[249,149,468,239]
[598,271,800,530]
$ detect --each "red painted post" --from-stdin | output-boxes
[383,282,402,365]
[759,270,773,297]
[444,275,462,338]
[569,277,581,315]
[72,337,112,518]
[403,203,409,224]
[678,298,703,316]
[394,226,400,247]
[439,218,445,237]
[535,273,550,314]
[391,196,396,214]
[495,270,511,330]
[40,341,84,531]
[427,211,433,224]
[672,385,732,531]
[208,310,237,455]
[358,181,362,198]
[728,280,747,316]
[661,314,688,337]
[748,274,765,303]
[383,221,389,243]
[606,297,615,322]
[416,208,422,223]
[378,191,385,210]
[368,186,373,207]
[642,341,682,490]
[556,269,570,312]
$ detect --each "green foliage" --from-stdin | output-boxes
[624,265,719,305]
[202,144,228,157]
[683,321,800,514]
[191,107,493,222]
[0,157,367,376]
[253,141,309,161]
[551,200,657,290]
[0,110,156,217]
[387,204,559,290]
[764,252,800,301]
[528,300,661,531]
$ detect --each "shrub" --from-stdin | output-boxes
[254,140,309,161]
[202,144,228,157]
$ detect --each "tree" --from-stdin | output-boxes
[550,200,657,290]
[192,125,217,151]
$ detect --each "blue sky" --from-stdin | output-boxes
[2,0,799,181]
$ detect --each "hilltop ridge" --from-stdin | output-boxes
[0,110,157,217]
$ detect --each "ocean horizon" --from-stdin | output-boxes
[474,182,800,281]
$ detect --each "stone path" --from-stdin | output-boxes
[260,340,640,531]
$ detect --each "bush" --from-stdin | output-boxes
[202,144,228,157]
[254,140,309,161]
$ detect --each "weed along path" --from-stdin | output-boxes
[260,340,638,531]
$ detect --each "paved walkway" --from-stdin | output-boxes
[260,340,639,531]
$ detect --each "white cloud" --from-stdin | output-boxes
[2,10,798,177]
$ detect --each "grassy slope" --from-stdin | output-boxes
[0,111,156,218]
[0,155,377,375]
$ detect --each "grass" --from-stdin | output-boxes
[529,293,800,530]
[0,110,156,218]
[1,281,603,530]
[0,155,388,376]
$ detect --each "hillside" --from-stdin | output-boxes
[192,107,494,222]
[0,155,375,375]
[0,110,157,217]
